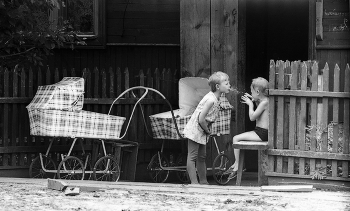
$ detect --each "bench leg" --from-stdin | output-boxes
[258,149,268,186]
[236,150,245,186]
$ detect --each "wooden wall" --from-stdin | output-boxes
[313,0,350,91]
[106,0,180,44]
[0,0,182,181]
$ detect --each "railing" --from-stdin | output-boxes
[267,60,349,184]
[0,66,179,175]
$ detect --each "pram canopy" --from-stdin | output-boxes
[26,77,84,111]
[150,77,233,140]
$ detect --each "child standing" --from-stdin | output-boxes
[226,77,269,180]
[183,72,231,184]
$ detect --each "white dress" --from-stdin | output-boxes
[183,92,220,145]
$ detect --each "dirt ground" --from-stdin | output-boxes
[0,178,349,211]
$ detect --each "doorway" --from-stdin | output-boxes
[244,0,309,171]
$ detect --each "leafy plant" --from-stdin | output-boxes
[311,165,326,180]
[0,0,86,68]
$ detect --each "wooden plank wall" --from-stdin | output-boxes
[267,60,350,187]
[316,0,350,48]
[107,0,180,44]
[180,0,243,164]
[0,66,180,179]
[47,46,180,84]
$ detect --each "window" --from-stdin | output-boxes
[49,0,106,48]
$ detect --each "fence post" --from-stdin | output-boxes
[309,61,319,174]
[268,60,276,173]
[343,64,350,178]
[321,63,329,170]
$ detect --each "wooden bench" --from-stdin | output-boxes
[232,141,269,186]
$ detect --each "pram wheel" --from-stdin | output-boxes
[212,154,232,185]
[29,154,56,179]
[57,156,85,180]
[93,156,120,182]
[175,153,189,183]
[147,153,170,183]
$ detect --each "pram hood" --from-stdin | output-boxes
[26,77,84,111]
[179,77,232,113]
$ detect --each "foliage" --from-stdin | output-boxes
[0,0,86,68]
[67,0,93,33]
[311,165,326,180]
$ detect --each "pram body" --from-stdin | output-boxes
[26,77,134,182]
[26,77,125,139]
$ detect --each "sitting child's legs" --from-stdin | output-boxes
[187,139,199,184]
[231,131,262,171]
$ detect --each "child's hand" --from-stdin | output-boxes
[244,93,253,100]
[241,94,253,106]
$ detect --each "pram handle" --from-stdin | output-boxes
[108,86,185,140]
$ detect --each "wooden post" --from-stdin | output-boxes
[343,64,350,178]
[268,60,276,173]
[276,61,285,173]
[298,62,308,175]
[321,63,329,169]
[309,61,318,174]
[332,64,340,177]
[287,61,299,174]
[258,149,269,186]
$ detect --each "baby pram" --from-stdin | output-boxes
[148,77,234,185]
[27,77,138,182]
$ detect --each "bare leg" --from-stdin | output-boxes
[231,131,262,171]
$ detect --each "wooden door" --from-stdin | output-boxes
[180,0,246,167]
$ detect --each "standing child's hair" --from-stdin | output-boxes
[208,71,229,92]
[251,77,269,96]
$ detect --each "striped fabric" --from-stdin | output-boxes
[28,109,125,139]
[26,77,84,111]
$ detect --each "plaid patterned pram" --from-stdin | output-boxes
[149,77,233,140]
[27,77,125,139]
[27,109,125,139]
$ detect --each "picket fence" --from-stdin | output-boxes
[0,66,179,177]
[267,60,350,186]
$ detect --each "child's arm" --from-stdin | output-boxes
[241,94,268,121]
[198,99,215,135]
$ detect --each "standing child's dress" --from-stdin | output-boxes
[183,91,221,143]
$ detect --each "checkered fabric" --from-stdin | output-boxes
[150,96,232,140]
[26,77,84,111]
[28,109,125,139]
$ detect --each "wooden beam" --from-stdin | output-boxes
[261,185,313,192]
[315,0,323,40]
[269,90,350,98]
[267,149,350,161]
[266,172,350,182]
[0,97,169,105]
[232,141,269,150]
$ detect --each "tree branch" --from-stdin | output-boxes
[0,47,36,58]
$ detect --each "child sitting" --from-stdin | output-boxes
[226,77,269,180]
[183,71,231,184]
